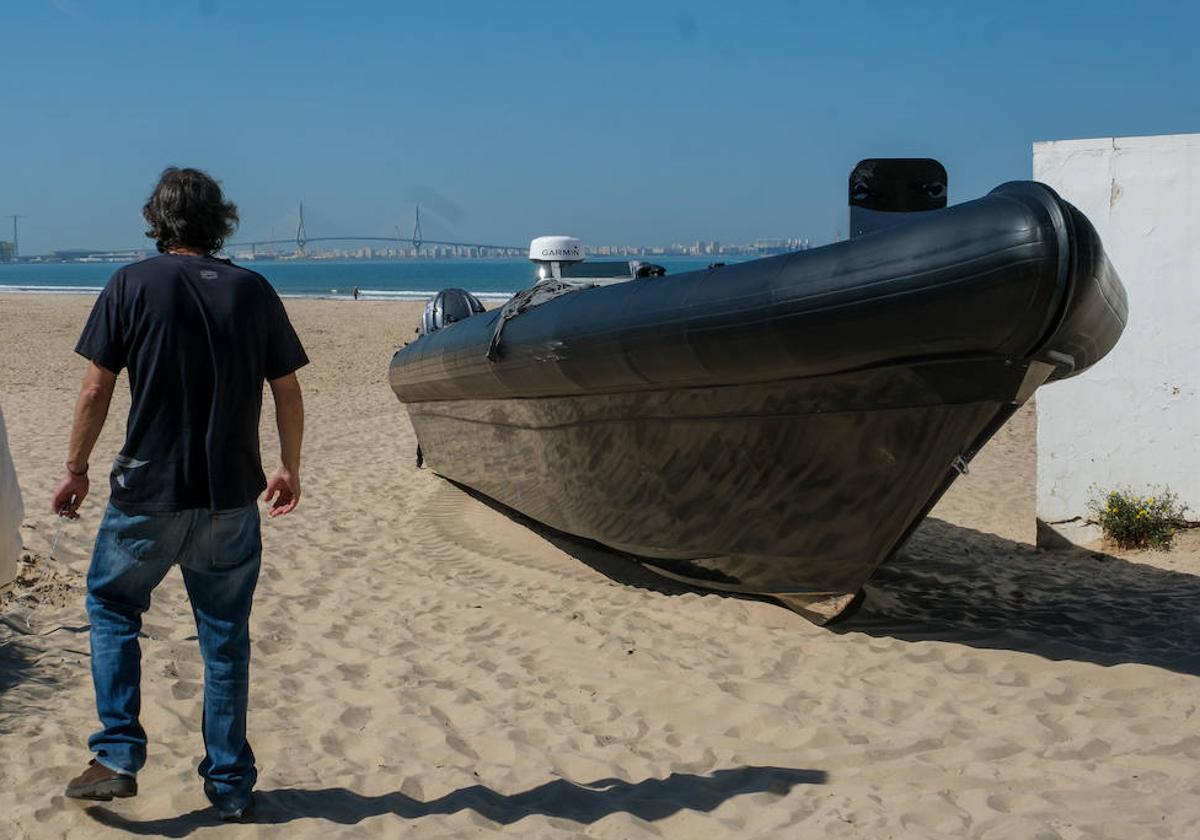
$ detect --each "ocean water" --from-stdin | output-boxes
[0,257,732,302]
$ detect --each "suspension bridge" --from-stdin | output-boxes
[227,204,525,257]
[83,205,526,260]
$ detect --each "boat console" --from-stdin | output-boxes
[528,235,662,286]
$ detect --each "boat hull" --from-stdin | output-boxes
[390,182,1127,622]
[406,355,1051,620]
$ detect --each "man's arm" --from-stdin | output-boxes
[263,372,304,517]
[51,362,117,518]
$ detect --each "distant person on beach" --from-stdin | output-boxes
[53,167,308,822]
[352,285,360,300]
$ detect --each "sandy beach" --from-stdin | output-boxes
[2,293,1199,839]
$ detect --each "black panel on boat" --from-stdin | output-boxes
[850,158,949,238]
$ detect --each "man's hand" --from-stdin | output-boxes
[51,472,89,519]
[263,466,300,517]
[55,361,116,519]
[267,372,303,519]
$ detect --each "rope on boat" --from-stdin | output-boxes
[486,280,594,362]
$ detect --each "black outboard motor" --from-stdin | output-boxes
[421,288,486,336]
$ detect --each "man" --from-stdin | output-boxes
[53,167,308,822]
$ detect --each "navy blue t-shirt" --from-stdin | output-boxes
[75,254,309,513]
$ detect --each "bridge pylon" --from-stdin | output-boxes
[411,205,423,255]
[296,202,308,253]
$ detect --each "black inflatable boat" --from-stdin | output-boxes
[389,166,1127,622]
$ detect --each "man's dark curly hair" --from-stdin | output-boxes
[142,167,239,255]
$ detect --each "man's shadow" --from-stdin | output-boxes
[84,766,827,835]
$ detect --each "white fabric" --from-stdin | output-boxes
[0,406,23,591]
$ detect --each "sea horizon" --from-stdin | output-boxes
[0,256,738,302]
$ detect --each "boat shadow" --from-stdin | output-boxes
[450,483,1200,675]
[448,480,772,603]
[82,766,827,835]
[839,518,1200,676]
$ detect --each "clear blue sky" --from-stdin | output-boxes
[3,0,1198,253]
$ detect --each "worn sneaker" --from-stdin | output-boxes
[65,759,137,801]
[204,781,256,822]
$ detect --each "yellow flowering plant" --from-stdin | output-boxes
[1088,486,1187,550]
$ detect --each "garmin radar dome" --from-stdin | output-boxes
[529,235,584,282]
[529,235,584,263]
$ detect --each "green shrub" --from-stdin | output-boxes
[1088,487,1187,551]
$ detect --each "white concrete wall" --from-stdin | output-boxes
[1033,133,1200,530]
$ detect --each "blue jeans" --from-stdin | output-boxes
[86,502,261,811]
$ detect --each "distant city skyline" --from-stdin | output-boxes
[11,233,811,264]
[3,1,1198,255]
